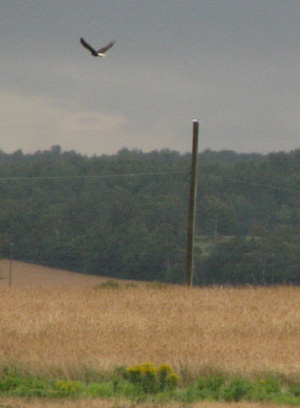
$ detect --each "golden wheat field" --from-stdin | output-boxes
[0,259,300,378]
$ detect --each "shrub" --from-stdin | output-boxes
[94,280,121,289]
[250,377,281,400]
[289,384,300,397]
[54,380,80,396]
[222,378,253,402]
[126,362,179,393]
[197,375,225,399]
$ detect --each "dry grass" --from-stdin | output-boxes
[0,277,300,378]
[0,398,291,408]
[0,398,293,408]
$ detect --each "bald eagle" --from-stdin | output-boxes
[80,38,115,57]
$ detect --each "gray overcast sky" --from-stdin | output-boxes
[1,0,300,156]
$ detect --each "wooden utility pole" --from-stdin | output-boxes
[186,120,199,286]
[9,243,13,288]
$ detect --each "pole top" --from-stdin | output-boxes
[192,118,199,123]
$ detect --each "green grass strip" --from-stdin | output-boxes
[0,366,300,405]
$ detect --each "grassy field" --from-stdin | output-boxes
[0,260,300,407]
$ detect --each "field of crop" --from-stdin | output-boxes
[0,277,300,377]
[0,259,132,289]
[1,260,300,407]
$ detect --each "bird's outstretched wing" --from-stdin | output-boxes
[80,38,98,56]
[97,41,115,54]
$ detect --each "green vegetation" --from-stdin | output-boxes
[0,146,300,285]
[93,279,138,289]
[0,365,300,405]
[126,362,180,393]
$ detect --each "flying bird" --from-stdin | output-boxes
[80,37,115,57]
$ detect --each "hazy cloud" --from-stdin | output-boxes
[1,0,300,155]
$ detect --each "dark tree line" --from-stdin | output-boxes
[0,145,299,285]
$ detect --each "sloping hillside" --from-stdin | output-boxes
[0,259,131,288]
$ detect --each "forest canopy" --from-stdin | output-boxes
[0,146,299,285]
